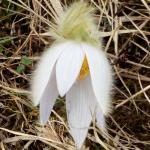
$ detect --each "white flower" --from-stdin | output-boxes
[31,40,112,149]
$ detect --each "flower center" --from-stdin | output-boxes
[78,56,90,80]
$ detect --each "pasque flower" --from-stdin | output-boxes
[31,2,113,149]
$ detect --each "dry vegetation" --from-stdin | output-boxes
[0,0,150,149]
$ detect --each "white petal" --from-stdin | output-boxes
[66,76,97,149]
[56,42,85,97]
[96,107,106,131]
[40,68,58,125]
[82,43,112,115]
[31,42,70,106]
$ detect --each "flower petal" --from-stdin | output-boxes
[40,68,58,125]
[31,42,69,106]
[56,42,85,97]
[66,76,97,149]
[82,43,112,115]
[96,107,106,131]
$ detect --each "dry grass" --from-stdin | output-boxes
[0,0,150,149]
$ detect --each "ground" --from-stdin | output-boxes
[0,0,150,149]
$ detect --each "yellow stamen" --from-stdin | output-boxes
[78,57,90,80]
